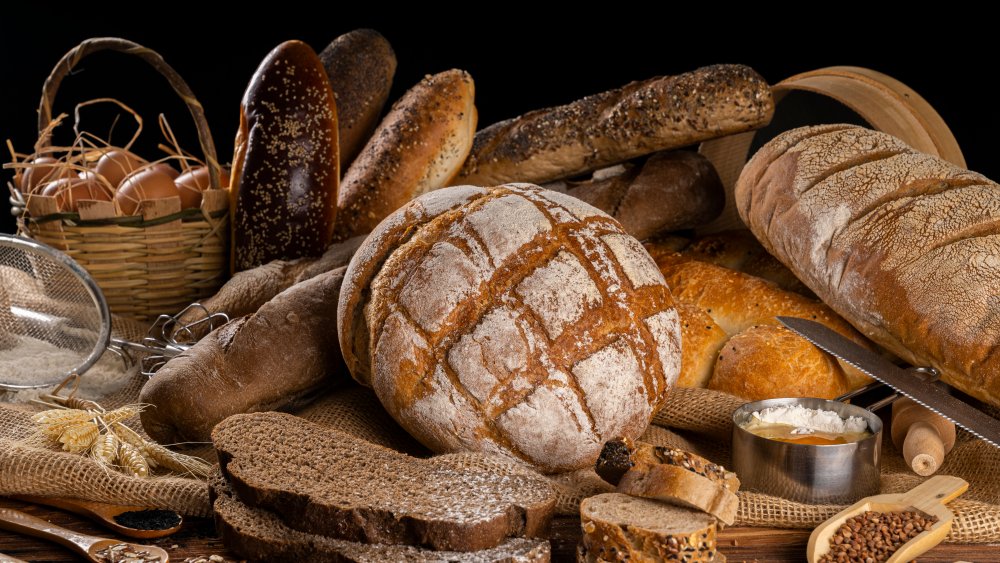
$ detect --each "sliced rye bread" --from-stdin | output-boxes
[210,468,551,562]
[579,493,722,563]
[595,439,739,525]
[212,412,555,551]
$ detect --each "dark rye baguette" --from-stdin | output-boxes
[455,64,773,187]
[209,468,551,563]
[595,439,739,525]
[735,124,1000,408]
[231,40,340,273]
[140,269,347,444]
[319,29,397,169]
[546,151,725,241]
[579,493,721,563]
[334,69,476,241]
[212,412,555,552]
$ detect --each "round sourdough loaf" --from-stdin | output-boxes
[338,184,681,472]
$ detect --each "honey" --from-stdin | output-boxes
[745,422,870,445]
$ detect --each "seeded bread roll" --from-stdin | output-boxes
[579,493,721,563]
[319,29,397,169]
[209,468,552,562]
[230,40,339,273]
[677,230,814,297]
[213,412,556,551]
[333,69,476,241]
[455,64,773,187]
[338,184,682,472]
[736,124,1000,408]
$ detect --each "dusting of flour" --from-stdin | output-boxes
[749,404,868,435]
[0,335,134,403]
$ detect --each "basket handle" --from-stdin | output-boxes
[38,37,222,190]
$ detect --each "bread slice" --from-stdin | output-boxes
[210,468,551,562]
[579,493,721,562]
[595,439,739,525]
[212,412,555,551]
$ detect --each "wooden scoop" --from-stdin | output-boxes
[807,475,968,563]
[11,495,182,539]
[0,506,169,562]
[892,397,957,476]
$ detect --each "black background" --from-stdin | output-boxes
[2,15,997,235]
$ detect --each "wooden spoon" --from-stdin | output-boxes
[807,475,968,563]
[11,495,182,539]
[0,506,169,562]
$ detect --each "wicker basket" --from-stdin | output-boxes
[9,38,228,323]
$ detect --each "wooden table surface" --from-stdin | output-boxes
[0,497,994,562]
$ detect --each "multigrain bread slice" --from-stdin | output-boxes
[210,469,551,563]
[579,493,722,562]
[212,412,555,552]
[595,439,739,525]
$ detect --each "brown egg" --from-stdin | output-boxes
[115,169,180,216]
[43,178,112,212]
[152,162,180,180]
[95,150,147,188]
[175,166,230,209]
[22,156,73,193]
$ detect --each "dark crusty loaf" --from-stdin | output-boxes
[230,40,339,273]
[319,29,397,169]
[579,493,721,562]
[212,412,555,552]
[140,268,348,444]
[455,64,773,187]
[209,468,551,563]
[594,439,739,525]
[735,124,1000,407]
[548,151,725,241]
[333,69,476,241]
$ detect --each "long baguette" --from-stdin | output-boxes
[455,64,773,186]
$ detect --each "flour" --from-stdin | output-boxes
[749,404,868,435]
[0,334,134,403]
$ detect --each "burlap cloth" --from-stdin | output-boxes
[3,339,1000,543]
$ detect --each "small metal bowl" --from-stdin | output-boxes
[731,397,882,504]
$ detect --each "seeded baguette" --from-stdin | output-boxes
[212,412,555,552]
[595,439,739,525]
[579,493,721,562]
[455,64,772,187]
[209,468,551,563]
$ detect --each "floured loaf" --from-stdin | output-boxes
[339,184,681,472]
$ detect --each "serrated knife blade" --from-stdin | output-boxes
[777,316,1000,449]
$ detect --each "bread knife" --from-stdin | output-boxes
[777,316,1000,449]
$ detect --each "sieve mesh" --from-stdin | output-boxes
[0,236,109,389]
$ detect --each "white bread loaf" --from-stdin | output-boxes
[736,124,1000,408]
[339,184,681,472]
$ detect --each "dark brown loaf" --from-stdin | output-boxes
[139,268,347,444]
[209,468,552,562]
[337,185,682,472]
[333,69,476,241]
[549,151,725,241]
[212,412,556,552]
[736,124,1000,408]
[319,29,397,169]
[230,40,340,273]
[455,64,773,186]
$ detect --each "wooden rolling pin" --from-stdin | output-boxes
[891,398,956,476]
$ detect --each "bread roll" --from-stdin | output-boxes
[736,124,1000,408]
[140,268,347,444]
[333,69,476,241]
[659,255,873,398]
[710,324,850,400]
[548,151,724,240]
[339,184,681,472]
[675,302,728,389]
[455,64,773,187]
[678,230,814,297]
[230,40,339,273]
[318,29,396,169]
